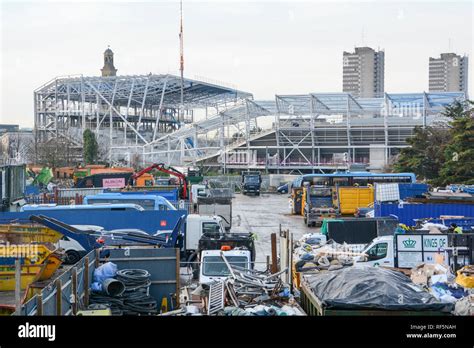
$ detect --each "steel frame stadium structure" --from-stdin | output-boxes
[139,92,464,173]
[34,73,465,173]
[229,92,466,174]
[34,73,252,163]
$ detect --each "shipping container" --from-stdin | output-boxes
[375,202,474,226]
[75,172,133,188]
[398,183,429,200]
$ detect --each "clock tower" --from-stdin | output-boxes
[101,47,117,77]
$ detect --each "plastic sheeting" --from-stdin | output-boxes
[306,266,454,312]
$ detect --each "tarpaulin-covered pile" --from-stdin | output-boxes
[305,266,454,312]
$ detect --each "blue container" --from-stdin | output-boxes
[398,183,429,200]
[0,209,187,235]
[375,202,474,226]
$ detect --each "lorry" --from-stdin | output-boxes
[354,233,473,269]
[197,196,232,231]
[129,163,188,199]
[241,171,262,196]
[191,184,208,206]
[155,214,255,270]
[302,185,338,227]
[199,249,252,285]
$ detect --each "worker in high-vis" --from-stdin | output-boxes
[449,223,463,234]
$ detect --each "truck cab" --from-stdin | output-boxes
[241,171,262,196]
[354,236,395,267]
[355,233,452,269]
[184,214,226,257]
[190,184,208,205]
[303,185,337,227]
[199,249,251,285]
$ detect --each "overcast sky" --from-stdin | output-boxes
[0,0,473,127]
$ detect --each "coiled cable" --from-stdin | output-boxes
[89,268,157,315]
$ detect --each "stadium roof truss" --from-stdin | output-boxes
[34,74,253,156]
[255,92,466,171]
[33,73,465,170]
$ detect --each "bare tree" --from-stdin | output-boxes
[35,137,74,168]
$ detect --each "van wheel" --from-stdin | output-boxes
[65,250,81,264]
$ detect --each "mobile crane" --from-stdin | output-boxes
[129,163,188,199]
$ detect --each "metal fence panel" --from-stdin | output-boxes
[57,188,105,198]
[103,247,179,308]
[20,250,97,316]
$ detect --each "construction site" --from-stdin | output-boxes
[33,65,465,173]
[0,1,473,346]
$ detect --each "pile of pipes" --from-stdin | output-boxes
[89,263,158,316]
[206,253,304,316]
[293,234,363,274]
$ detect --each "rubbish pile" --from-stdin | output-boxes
[215,258,304,316]
[89,262,158,315]
[410,262,474,315]
[293,233,361,274]
[177,253,304,316]
[410,263,452,286]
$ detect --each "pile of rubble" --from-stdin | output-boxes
[172,253,304,316]
[293,233,362,274]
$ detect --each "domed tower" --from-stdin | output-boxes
[101,47,117,77]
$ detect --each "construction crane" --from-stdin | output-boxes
[129,163,188,199]
[179,0,184,123]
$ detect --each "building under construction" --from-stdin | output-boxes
[34,48,253,165]
[34,49,465,173]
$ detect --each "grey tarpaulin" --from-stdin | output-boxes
[306,266,454,312]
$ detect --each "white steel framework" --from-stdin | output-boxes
[34,74,252,163]
[194,92,465,173]
[34,74,465,173]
